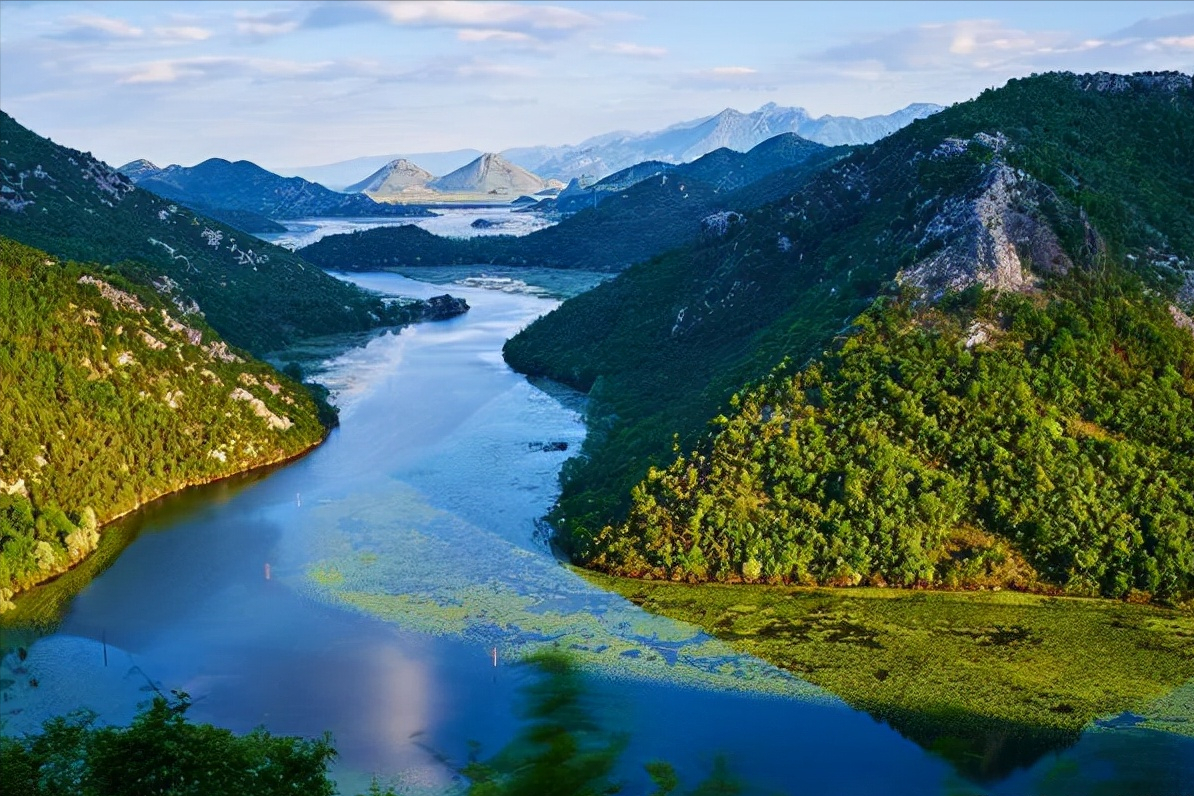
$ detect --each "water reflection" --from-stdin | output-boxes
[3,271,1191,794]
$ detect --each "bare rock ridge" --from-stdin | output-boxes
[898,134,1092,300]
[428,153,562,196]
[345,158,434,195]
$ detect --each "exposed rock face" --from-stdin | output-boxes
[421,294,470,321]
[900,159,1087,299]
[346,158,435,195]
[429,153,556,196]
[1171,305,1194,339]
[1076,71,1192,94]
[117,159,162,181]
[229,387,292,430]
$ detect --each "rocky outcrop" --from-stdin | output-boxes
[1075,71,1192,94]
[899,157,1091,299]
[421,294,470,321]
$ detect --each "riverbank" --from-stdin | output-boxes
[585,571,1194,779]
[1,433,327,624]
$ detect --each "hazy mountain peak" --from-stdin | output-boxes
[429,152,556,196]
[116,158,161,181]
[502,101,943,180]
[345,158,435,194]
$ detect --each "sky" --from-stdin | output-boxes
[1,0,1192,171]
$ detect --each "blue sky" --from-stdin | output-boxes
[1,1,1191,170]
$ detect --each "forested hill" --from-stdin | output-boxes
[0,239,329,606]
[502,71,1194,600]
[0,111,421,355]
[298,135,842,273]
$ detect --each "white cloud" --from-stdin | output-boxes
[234,9,301,39]
[672,66,773,92]
[153,26,212,42]
[706,66,757,76]
[299,0,599,42]
[54,14,143,41]
[113,56,333,85]
[457,29,534,43]
[591,42,667,59]
[816,15,1194,74]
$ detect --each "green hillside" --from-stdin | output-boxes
[502,71,1194,592]
[0,239,328,605]
[0,111,422,355]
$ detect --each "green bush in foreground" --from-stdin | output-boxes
[0,692,337,796]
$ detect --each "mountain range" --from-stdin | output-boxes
[120,158,430,223]
[0,111,443,355]
[504,101,943,181]
[300,133,842,272]
[284,102,942,189]
[347,152,563,203]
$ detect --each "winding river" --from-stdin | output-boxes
[3,271,1191,795]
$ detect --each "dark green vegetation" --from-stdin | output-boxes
[299,136,842,273]
[596,281,1194,601]
[0,691,341,796]
[0,239,328,602]
[129,157,431,221]
[591,572,1194,780]
[0,111,427,354]
[501,72,1194,597]
[0,654,748,796]
[546,133,830,215]
[464,650,744,796]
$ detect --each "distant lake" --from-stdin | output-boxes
[258,207,554,250]
[4,271,1191,795]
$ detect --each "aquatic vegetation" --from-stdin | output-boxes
[298,488,827,700]
[588,572,1194,779]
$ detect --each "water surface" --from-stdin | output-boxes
[3,271,1190,795]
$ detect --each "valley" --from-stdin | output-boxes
[1,8,1192,787]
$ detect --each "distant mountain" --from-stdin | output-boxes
[345,158,434,195]
[0,111,438,354]
[129,158,430,220]
[501,102,943,180]
[117,158,161,181]
[281,149,484,191]
[301,133,839,273]
[547,133,828,215]
[428,153,560,197]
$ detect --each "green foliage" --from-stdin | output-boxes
[0,111,423,355]
[500,72,1194,584]
[461,650,745,796]
[592,572,1194,780]
[0,238,327,600]
[463,650,625,796]
[0,691,339,796]
[599,277,1194,600]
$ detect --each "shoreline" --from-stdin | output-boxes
[2,431,328,614]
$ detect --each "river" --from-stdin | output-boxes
[2,271,1191,795]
